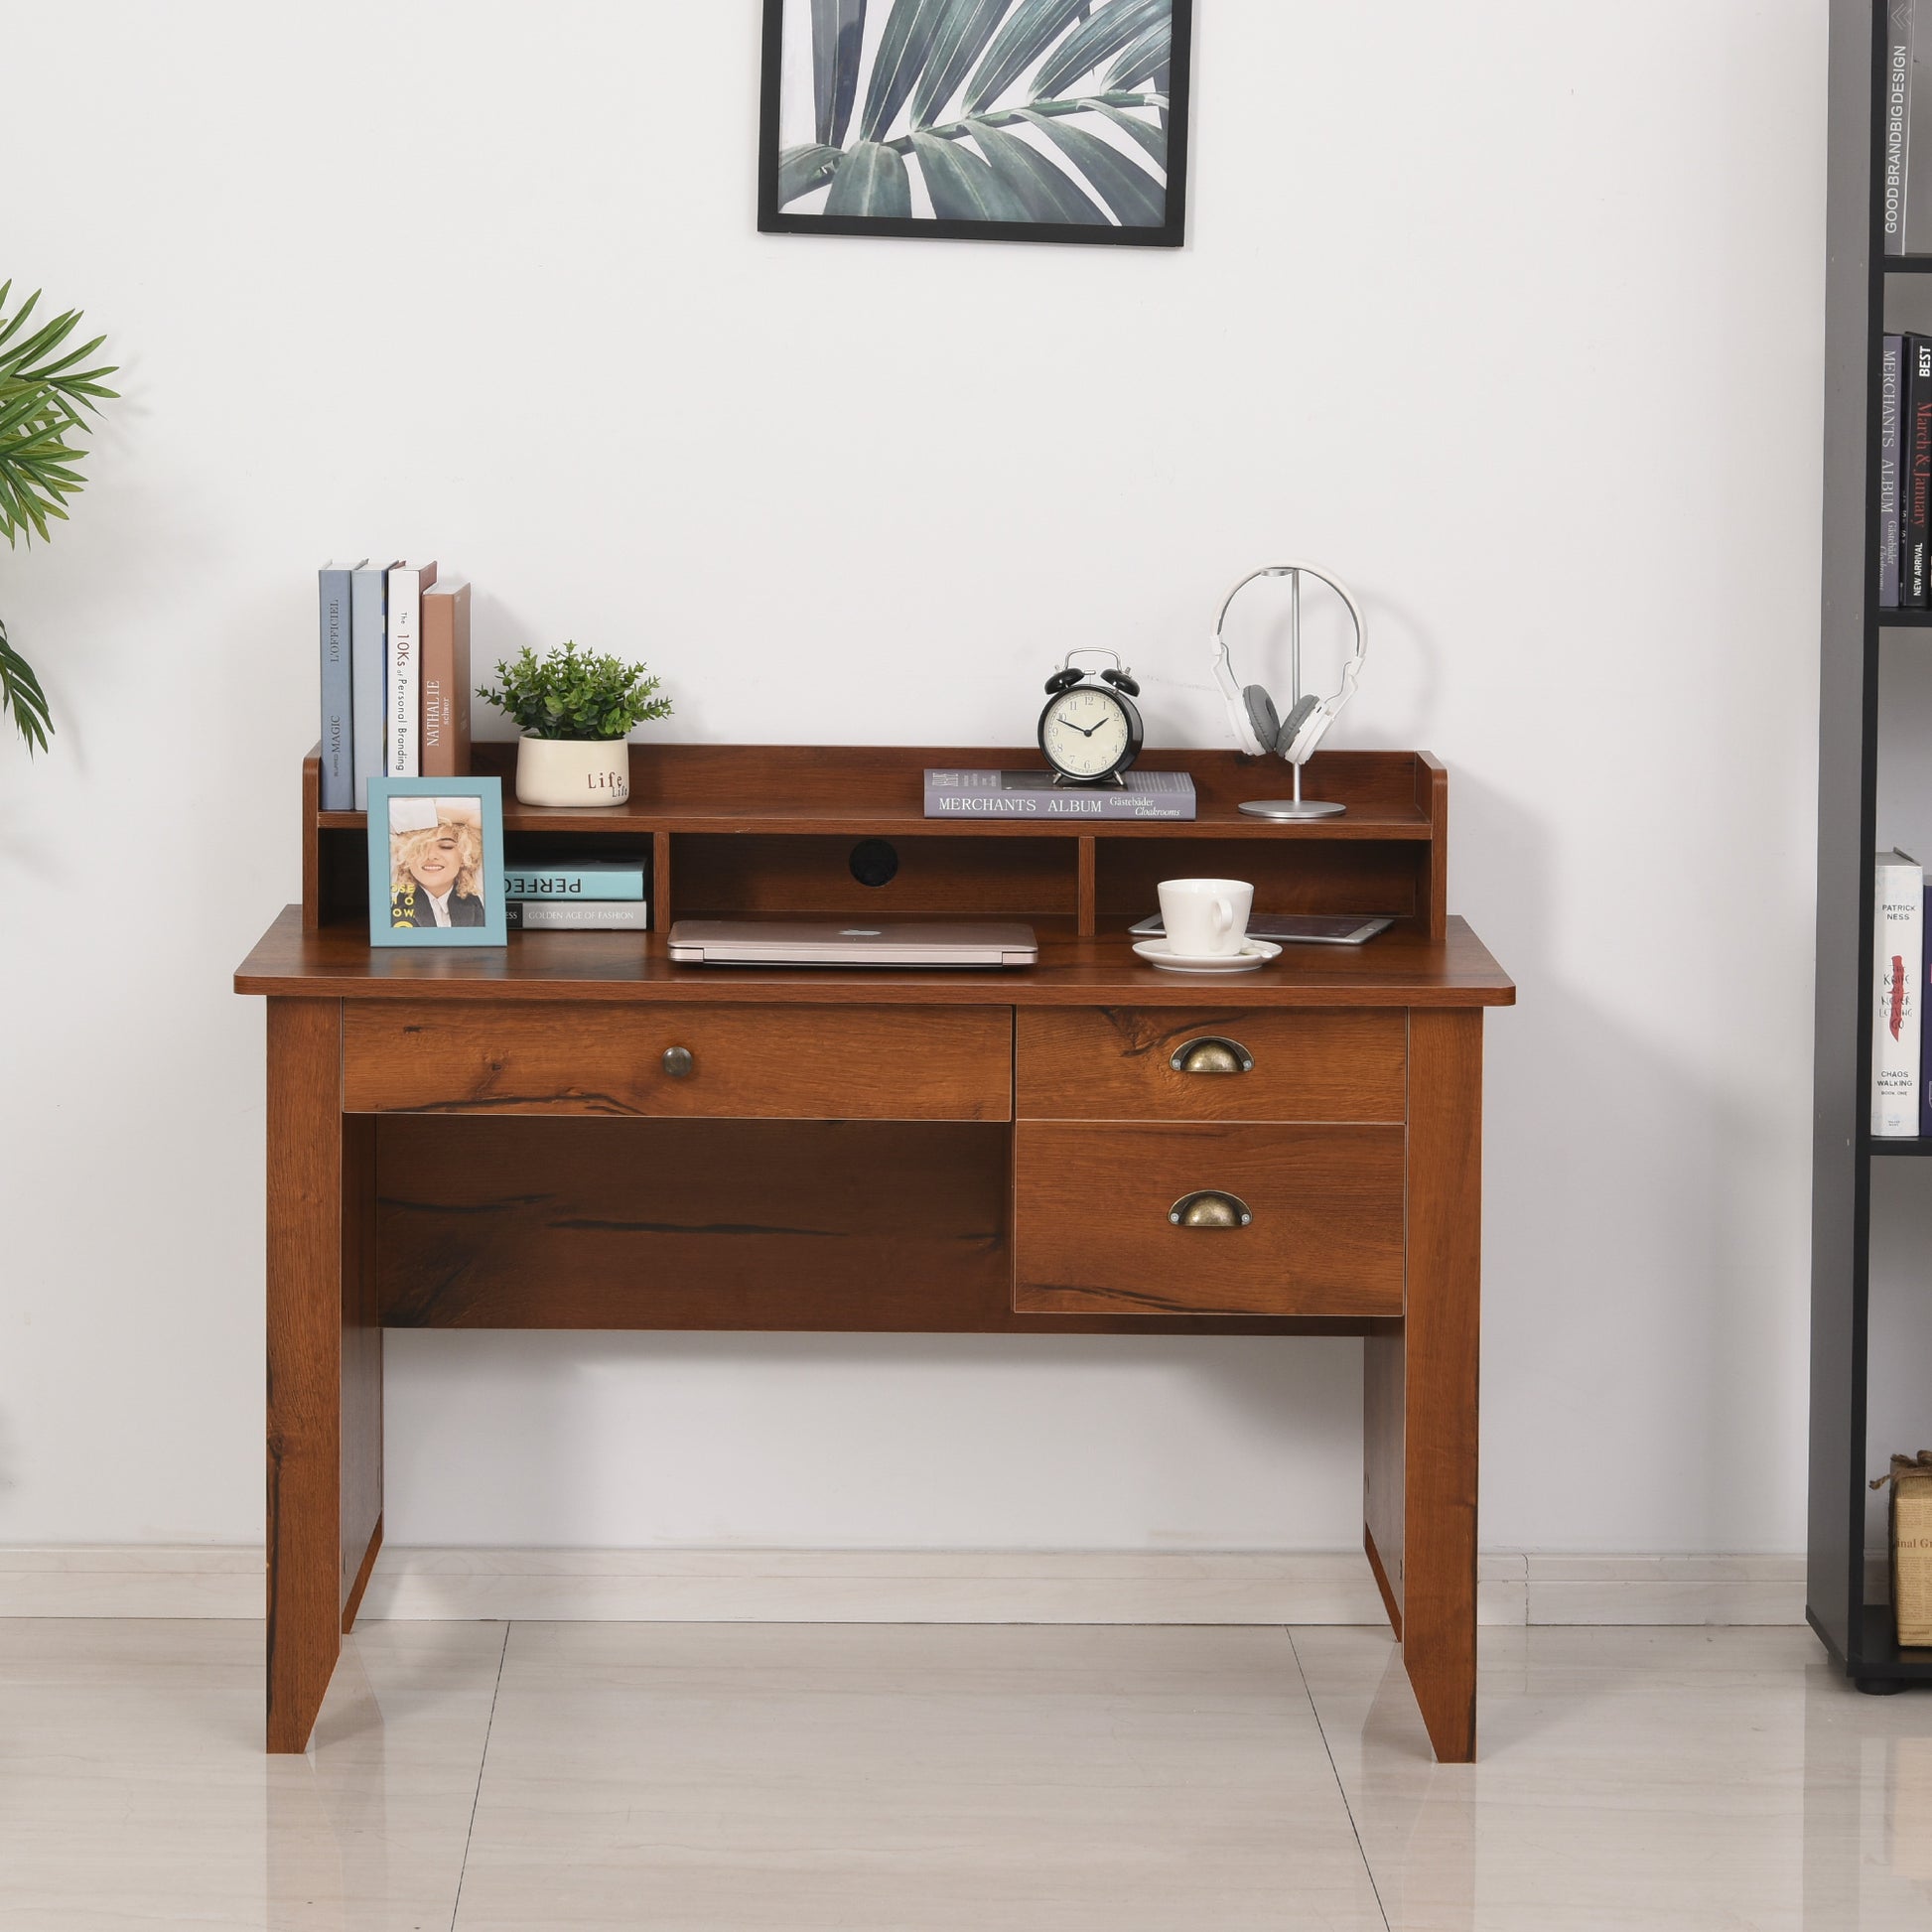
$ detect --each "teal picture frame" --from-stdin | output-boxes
[365,775,508,947]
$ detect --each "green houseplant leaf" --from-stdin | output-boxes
[0,281,119,750]
[1019,107,1165,224]
[826,140,913,214]
[778,142,844,206]
[1105,19,1170,90]
[859,0,954,142]
[811,0,868,146]
[0,615,51,756]
[910,130,1030,218]
[962,0,1086,113]
[477,641,673,742]
[1083,96,1166,168]
[1031,0,1166,100]
[965,118,1108,221]
[910,0,1011,127]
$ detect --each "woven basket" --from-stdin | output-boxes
[1881,1452,1932,1648]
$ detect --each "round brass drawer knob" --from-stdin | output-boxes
[661,1046,695,1079]
[1170,1036,1254,1075]
[1170,1190,1253,1229]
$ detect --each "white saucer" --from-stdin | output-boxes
[1132,937,1284,974]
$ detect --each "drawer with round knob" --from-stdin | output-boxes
[1016,1008,1405,1123]
[342,1002,1013,1120]
[1013,1121,1404,1316]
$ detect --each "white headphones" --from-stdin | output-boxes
[1211,563,1368,765]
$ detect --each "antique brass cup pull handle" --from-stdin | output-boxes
[1170,1190,1253,1228]
[1170,1036,1254,1075]
[661,1046,695,1079]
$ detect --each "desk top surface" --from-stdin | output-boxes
[236,909,1515,1008]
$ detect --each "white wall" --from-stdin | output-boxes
[0,0,1827,1554]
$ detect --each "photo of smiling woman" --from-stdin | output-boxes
[388,795,487,929]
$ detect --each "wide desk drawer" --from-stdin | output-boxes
[342,1003,1014,1120]
[1014,1122,1404,1317]
[1016,1008,1404,1122]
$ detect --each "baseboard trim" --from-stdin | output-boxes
[0,1547,1807,1626]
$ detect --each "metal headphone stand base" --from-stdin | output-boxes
[1238,765,1346,820]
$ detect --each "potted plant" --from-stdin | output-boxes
[478,641,672,808]
[0,281,119,754]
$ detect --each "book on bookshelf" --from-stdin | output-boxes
[1883,335,1905,609]
[421,578,472,778]
[1874,849,1922,1138]
[501,856,648,900]
[1906,340,1932,608]
[506,899,649,930]
[923,768,1197,820]
[317,561,358,811]
[384,560,438,777]
[349,562,393,810]
[1888,1,1913,254]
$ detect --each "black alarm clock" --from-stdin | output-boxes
[1038,650,1144,785]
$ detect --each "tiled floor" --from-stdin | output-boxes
[1,1619,1928,1929]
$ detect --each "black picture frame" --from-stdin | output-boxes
[758,0,1191,248]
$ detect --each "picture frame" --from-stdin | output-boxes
[758,0,1191,248]
[365,776,508,947]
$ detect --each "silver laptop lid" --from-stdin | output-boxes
[667,918,1037,969]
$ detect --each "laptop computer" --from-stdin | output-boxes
[666,918,1038,969]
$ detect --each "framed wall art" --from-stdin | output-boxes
[365,777,508,948]
[759,0,1191,247]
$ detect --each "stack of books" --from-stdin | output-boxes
[1872,847,1927,1137]
[317,559,471,809]
[923,768,1197,820]
[503,854,650,930]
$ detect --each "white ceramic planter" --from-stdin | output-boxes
[515,735,630,808]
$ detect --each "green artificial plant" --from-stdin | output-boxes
[479,641,673,742]
[0,281,119,754]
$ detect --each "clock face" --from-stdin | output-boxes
[1041,685,1131,778]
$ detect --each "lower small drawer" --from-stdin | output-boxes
[1013,1122,1404,1317]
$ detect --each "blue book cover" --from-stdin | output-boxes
[317,561,358,810]
[350,562,392,810]
[501,857,649,900]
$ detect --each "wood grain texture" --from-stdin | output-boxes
[343,1002,1014,1120]
[301,752,321,936]
[1363,1313,1405,1638]
[1017,1007,1405,1123]
[673,833,1075,917]
[265,999,343,1754]
[652,830,673,929]
[311,744,1442,838]
[1415,752,1449,942]
[239,908,1517,1010]
[1013,1122,1406,1317]
[372,1117,1373,1336]
[1094,836,1423,931]
[341,1515,382,1634]
[1076,836,1097,937]
[339,1111,381,1622]
[1398,1007,1483,1762]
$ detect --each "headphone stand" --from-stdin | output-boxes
[1239,760,1347,820]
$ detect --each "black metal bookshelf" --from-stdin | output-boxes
[1809,0,1932,1692]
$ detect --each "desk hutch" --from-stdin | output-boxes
[236,741,1512,1759]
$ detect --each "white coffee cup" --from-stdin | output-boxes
[1158,878,1254,956]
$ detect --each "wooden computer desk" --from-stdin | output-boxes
[236,744,1512,1761]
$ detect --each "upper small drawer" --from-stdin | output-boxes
[1016,1008,1404,1123]
[343,1003,1013,1120]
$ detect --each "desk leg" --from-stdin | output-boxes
[1364,1009,1481,1763]
[266,999,382,1753]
